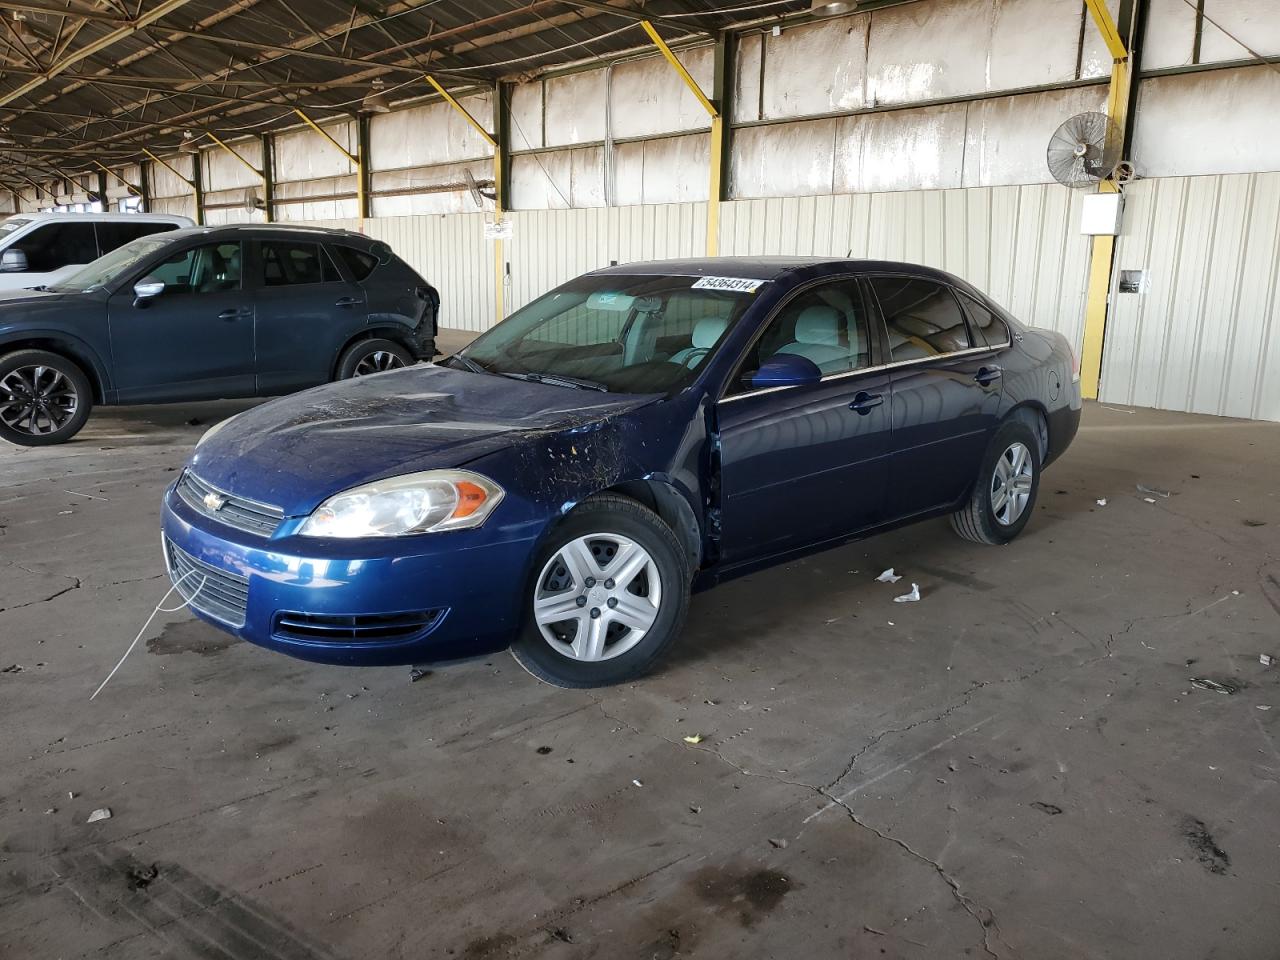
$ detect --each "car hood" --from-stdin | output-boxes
[0,286,80,307]
[189,363,658,516]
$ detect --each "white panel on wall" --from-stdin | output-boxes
[369,93,494,169]
[1101,173,1280,421]
[866,0,992,104]
[1201,0,1280,63]
[203,205,265,226]
[104,163,142,200]
[962,85,1108,187]
[614,134,710,206]
[858,102,968,192]
[511,147,604,209]
[986,0,1083,89]
[149,155,196,200]
[1132,67,1280,177]
[610,46,715,139]
[274,121,356,180]
[509,81,544,149]
[1079,0,1119,79]
[760,16,869,119]
[203,139,263,192]
[732,119,836,198]
[544,69,606,146]
[150,195,197,219]
[1142,0,1198,68]
[734,32,763,124]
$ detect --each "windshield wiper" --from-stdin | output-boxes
[499,371,608,392]
[446,353,489,375]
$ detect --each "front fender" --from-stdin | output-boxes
[0,327,114,401]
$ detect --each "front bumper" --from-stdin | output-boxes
[160,483,541,666]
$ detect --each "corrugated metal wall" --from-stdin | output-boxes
[1100,173,1280,421]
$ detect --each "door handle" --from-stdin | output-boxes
[849,391,884,414]
[217,308,249,321]
[974,366,1003,386]
[334,297,362,307]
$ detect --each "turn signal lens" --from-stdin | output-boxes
[298,470,504,538]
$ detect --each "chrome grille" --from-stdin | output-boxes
[176,470,283,537]
[165,539,249,629]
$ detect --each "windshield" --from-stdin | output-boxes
[456,274,762,394]
[45,235,173,294]
[0,216,31,237]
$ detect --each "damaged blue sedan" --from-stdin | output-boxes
[161,257,1080,687]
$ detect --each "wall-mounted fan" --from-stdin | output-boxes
[463,168,496,207]
[1047,112,1123,189]
[241,186,267,211]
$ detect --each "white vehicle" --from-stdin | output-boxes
[0,212,194,292]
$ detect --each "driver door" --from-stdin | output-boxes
[715,277,894,566]
[107,240,256,403]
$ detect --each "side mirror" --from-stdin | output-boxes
[750,354,822,389]
[133,277,165,303]
[0,248,29,273]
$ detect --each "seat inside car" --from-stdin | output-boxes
[668,315,730,367]
[775,305,862,374]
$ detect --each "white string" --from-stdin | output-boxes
[89,571,208,701]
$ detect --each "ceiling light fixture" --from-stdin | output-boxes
[179,131,201,154]
[809,0,858,15]
[360,79,391,115]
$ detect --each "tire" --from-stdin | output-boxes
[950,418,1041,545]
[0,349,93,447]
[336,338,414,379]
[511,494,691,688]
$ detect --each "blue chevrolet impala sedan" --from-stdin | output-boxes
[161,257,1080,687]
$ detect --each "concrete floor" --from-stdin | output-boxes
[2,339,1278,960]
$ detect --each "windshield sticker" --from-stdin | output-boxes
[691,276,766,293]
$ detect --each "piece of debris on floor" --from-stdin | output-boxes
[1136,483,1171,498]
[1096,498,1108,506]
[1257,705,1272,711]
[1031,801,1064,815]
[632,779,643,787]
[86,807,112,823]
[185,417,202,426]
[1244,519,1267,527]
[127,864,160,890]
[1143,497,1157,504]
[894,583,921,603]
[875,568,902,583]
[409,667,433,682]
[1260,654,1274,667]
[768,837,788,849]
[1190,677,1239,695]
[682,734,704,744]
[549,928,574,944]
[2,664,22,674]
[536,746,553,755]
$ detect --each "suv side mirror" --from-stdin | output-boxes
[133,277,165,303]
[0,248,29,273]
[750,354,822,389]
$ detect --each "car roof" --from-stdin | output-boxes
[587,256,968,285]
[156,223,370,243]
[3,211,192,225]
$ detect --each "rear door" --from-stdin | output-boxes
[251,238,367,394]
[107,240,256,402]
[716,277,894,565]
[866,275,1005,518]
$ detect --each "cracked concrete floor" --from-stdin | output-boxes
[2,377,1279,960]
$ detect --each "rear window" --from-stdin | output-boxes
[335,245,378,281]
[958,293,1011,347]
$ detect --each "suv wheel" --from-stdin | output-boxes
[337,339,414,379]
[511,495,691,688]
[0,349,93,446]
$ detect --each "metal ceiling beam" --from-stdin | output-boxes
[0,0,197,108]
[1,2,131,25]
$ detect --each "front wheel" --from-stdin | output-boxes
[0,349,93,446]
[511,495,691,688]
[336,338,414,379]
[950,419,1041,544]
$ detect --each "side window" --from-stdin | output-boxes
[870,277,971,361]
[731,280,872,393]
[11,222,99,272]
[96,221,175,254]
[261,241,341,286]
[334,245,378,281]
[958,292,1010,347]
[146,242,242,295]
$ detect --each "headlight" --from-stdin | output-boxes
[196,414,236,448]
[297,469,504,538]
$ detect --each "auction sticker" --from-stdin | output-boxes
[691,276,766,293]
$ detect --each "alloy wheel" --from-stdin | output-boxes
[533,533,663,662]
[353,351,406,376]
[991,440,1033,525]
[0,365,79,437]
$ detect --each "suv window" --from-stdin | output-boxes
[263,241,340,286]
[334,245,378,281]
[96,221,176,255]
[10,221,99,272]
[869,277,971,361]
[147,242,242,294]
[958,292,1010,347]
[731,279,872,393]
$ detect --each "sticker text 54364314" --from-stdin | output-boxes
[691,276,767,293]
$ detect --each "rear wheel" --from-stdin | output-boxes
[950,419,1040,544]
[337,338,414,379]
[511,495,691,688]
[0,349,93,446]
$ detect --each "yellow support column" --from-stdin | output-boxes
[293,109,363,230]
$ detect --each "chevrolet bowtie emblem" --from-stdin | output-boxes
[202,491,227,511]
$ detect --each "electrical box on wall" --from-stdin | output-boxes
[1081,193,1123,236]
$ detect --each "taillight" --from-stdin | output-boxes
[1071,345,1081,382]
